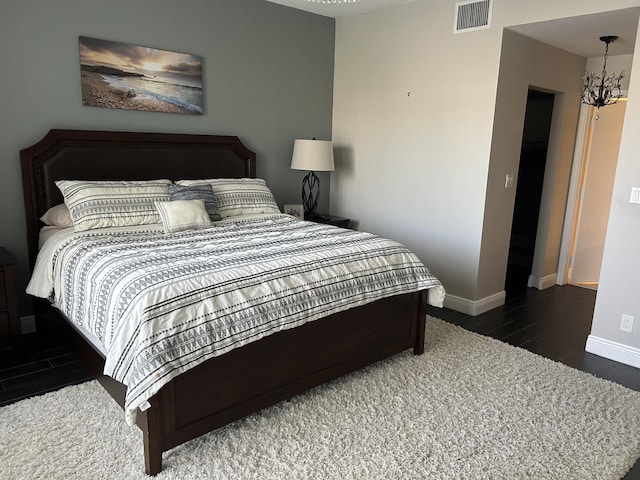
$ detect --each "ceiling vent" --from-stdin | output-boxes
[454,0,492,34]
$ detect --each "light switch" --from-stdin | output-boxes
[505,174,514,188]
[630,187,640,204]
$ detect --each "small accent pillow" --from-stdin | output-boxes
[40,204,73,228]
[177,178,280,218]
[56,180,171,232]
[155,199,211,233]
[168,183,221,221]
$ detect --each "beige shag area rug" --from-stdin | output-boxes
[1,317,639,479]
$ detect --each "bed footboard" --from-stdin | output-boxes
[59,290,426,475]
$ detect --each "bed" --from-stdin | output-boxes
[20,129,445,475]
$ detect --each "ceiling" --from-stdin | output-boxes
[264,1,639,58]
[265,0,414,18]
[509,8,639,58]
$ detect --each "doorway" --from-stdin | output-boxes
[563,101,626,290]
[505,89,555,298]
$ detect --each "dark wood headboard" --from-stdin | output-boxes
[20,129,256,267]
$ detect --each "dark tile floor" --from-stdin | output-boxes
[2,285,638,478]
[0,325,92,407]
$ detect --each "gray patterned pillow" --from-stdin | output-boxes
[56,179,171,231]
[176,178,280,218]
[168,183,221,221]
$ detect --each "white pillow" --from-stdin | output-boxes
[177,178,280,218]
[40,204,73,228]
[155,200,212,233]
[56,180,171,231]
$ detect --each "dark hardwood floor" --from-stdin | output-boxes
[1,285,638,478]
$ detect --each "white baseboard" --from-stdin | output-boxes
[538,273,557,290]
[21,315,36,334]
[527,273,557,290]
[585,335,640,369]
[443,291,506,316]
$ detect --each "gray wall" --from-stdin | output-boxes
[1,0,335,313]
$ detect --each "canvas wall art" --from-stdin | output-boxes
[79,36,203,115]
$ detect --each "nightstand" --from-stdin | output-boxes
[305,213,351,229]
[0,247,20,353]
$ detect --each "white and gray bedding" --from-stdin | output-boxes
[27,214,445,424]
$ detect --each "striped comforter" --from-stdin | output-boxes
[27,214,444,424]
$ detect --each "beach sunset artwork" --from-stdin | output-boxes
[79,36,203,115]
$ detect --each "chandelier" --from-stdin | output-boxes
[581,35,624,119]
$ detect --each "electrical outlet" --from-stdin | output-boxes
[620,314,634,333]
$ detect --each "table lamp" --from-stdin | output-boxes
[291,138,334,219]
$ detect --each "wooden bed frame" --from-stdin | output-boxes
[20,129,427,475]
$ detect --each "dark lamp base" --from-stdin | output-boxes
[302,171,320,215]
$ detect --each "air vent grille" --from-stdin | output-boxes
[454,0,491,33]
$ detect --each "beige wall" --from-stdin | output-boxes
[332,0,640,363]
[570,102,626,284]
[332,0,498,303]
[478,29,585,300]
[588,23,640,366]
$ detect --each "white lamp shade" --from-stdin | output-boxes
[291,139,335,172]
